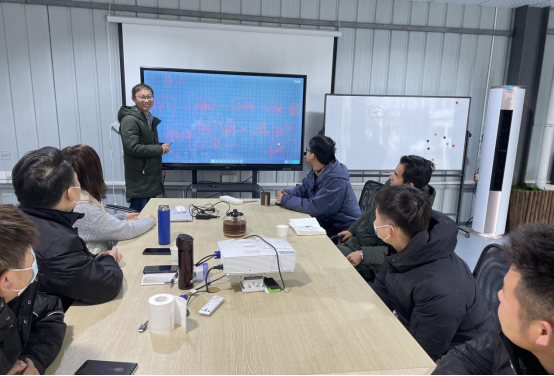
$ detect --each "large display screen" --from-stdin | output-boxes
[141,68,306,170]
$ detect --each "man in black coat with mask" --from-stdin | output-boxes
[0,204,66,375]
[371,185,494,361]
[434,224,554,375]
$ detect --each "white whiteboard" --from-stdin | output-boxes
[324,95,470,171]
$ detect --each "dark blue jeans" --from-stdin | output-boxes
[129,197,152,213]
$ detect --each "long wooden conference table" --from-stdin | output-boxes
[47,198,435,375]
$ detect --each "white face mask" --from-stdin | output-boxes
[374,224,393,242]
[70,186,81,204]
[10,249,39,296]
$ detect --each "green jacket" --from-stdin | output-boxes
[342,180,436,273]
[118,106,164,202]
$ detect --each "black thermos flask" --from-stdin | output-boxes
[177,234,194,290]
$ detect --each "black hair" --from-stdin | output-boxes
[12,147,75,209]
[503,224,554,324]
[308,135,336,165]
[374,185,432,238]
[399,155,435,189]
[0,204,38,274]
[132,83,154,97]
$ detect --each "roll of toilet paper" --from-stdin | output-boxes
[148,294,188,335]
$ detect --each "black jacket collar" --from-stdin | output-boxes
[0,273,40,330]
[500,331,548,375]
[386,210,458,273]
[20,207,84,229]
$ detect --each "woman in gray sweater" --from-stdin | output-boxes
[63,144,156,254]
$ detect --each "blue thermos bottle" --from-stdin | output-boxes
[158,205,171,245]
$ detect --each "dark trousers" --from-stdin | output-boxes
[129,197,152,213]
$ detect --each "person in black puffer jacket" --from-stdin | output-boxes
[434,224,554,375]
[0,205,66,375]
[337,155,436,282]
[12,147,123,311]
[370,185,494,361]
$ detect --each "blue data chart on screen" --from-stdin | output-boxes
[143,70,305,166]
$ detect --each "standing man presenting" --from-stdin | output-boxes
[119,83,171,213]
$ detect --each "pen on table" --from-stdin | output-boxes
[143,280,173,285]
[169,272,178,287]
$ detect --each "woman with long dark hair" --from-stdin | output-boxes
[62,144,155,254]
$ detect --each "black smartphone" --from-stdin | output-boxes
[75,360,138,375]
[143,265,178,274]
[142,248,171,255]
[264,277,282,292]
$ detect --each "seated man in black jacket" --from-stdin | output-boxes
[12,147,123,311]
[0,204,66,375]
[371,185,494,361]
[337,155,436,281]
[434,224,554,375]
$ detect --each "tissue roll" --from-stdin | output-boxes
[147,294,188,334]
[148,294,175,334]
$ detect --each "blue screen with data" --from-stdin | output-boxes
[141,69,306,169]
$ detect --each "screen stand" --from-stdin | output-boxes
[190,170,262,199]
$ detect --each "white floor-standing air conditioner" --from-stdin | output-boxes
[472,86,525,238]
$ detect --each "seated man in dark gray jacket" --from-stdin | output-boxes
[371,185,494,361]
[12,147,123,311]
[0,204,66,375]
[337,155,436,281]
[434,224,554,375]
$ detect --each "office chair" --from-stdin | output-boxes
[473,243,511,329]
[358,180,384,214]
[330,180,385,245]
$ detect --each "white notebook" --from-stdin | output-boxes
[170,208,193,222]
[141,273,176,286]
[289,218,327,236]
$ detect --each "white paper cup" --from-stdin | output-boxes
[170,246,178,264]
[276,225,289,239]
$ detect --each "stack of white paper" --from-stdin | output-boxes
[218,237,296,276]
[289,218,327,236]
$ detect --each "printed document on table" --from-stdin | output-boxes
[289,218,326,236]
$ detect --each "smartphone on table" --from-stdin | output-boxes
[75,360,138,375]
[143,265,178,274]
[264,277,282,292]
[142,248,171,255]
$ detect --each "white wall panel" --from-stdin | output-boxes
[72,8,104,154]
[3,3,39,155]
[26,5,60,148]
[92,9,126,187]
[0,4,19,172]
[281,0,300,22]
[178,0,200,22]
[49,6,82,147]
